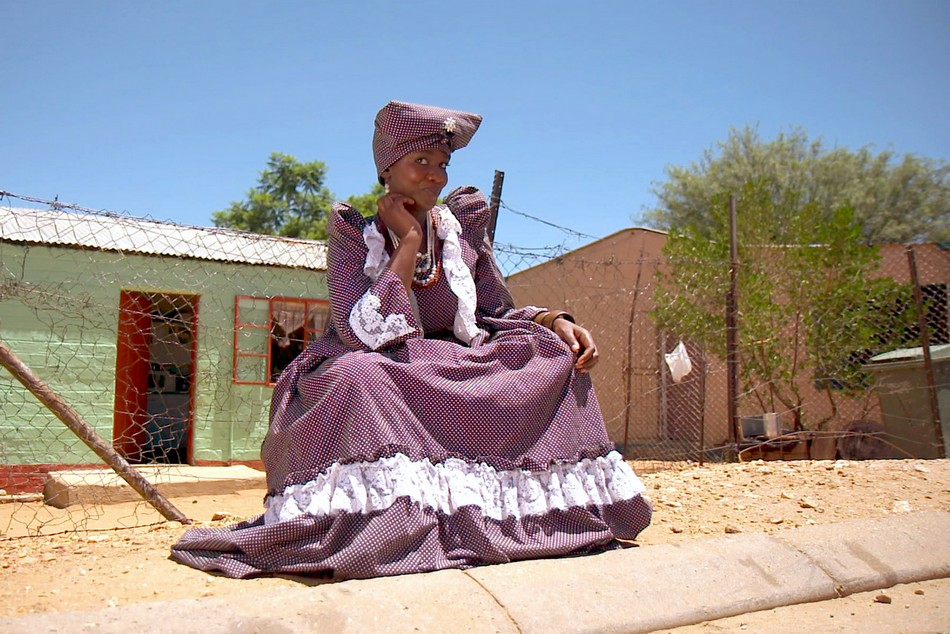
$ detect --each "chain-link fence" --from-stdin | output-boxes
[1,190,948,540]
[1,191,330,536]
[502,220,949,466]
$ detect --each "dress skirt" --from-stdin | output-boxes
[171,325,652,580]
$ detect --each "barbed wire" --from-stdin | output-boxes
[0,190,319,246]
[498,201,599,240]
[1,190,606,255]
[1,190,138,218]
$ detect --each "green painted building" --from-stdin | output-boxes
[0,206,329,491]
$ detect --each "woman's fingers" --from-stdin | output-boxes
[377,194,420,239]
[552,320,599,373]
[576,344,599,372]
[376,193,414,218]
[571,325,599,373]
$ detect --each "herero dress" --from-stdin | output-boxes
[171,186,652,580]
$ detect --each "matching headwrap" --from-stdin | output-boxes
[373,101,482,180]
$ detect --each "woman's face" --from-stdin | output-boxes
[384,148,450,213]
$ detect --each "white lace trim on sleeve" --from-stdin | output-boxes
[347,220,413,349]
[263,450,647,524]
[348,290,413,349]
[436,206,480,345]
[362,221,390,281]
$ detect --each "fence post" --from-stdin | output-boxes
[698,347,707,466]
[0,339,192,523]
[622,248,647,458]
[905,246,945,457]
[487,170,505,244]
[725,194,739,459]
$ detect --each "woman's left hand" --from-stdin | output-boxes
[552,319,599,373]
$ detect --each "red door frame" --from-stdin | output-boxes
[184,295,198,464]
[113,291,198,464]
[113,291,152,462]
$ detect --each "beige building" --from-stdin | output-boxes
[508,229,949,459]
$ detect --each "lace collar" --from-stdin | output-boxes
[362,205,480,344]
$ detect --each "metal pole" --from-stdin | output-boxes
[725,194,739,459]
[487,170,505,243]
[0,339,192,523]
[905,246,945,457]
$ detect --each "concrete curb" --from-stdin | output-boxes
[2,512,947,633]
[775,510,950,596]
[467,532,837,633]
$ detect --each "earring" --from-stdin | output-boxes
[384,182,390,194]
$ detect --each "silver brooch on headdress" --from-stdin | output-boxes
[443,117,457,136]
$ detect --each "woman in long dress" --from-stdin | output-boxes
[171,101,652,580]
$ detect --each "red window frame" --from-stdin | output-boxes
[233,296,330,385]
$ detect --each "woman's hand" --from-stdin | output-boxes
[377,193,421,241]
[552,319,599,373]
[377,193,423,293]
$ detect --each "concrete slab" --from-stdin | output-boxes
[43,465,266,508]
[775,511,950,595]
[0,568,517,634]
[465,534,838,634]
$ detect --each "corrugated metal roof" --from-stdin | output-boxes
[0,207,326,271]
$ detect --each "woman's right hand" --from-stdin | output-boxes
[377,193,423,292]
[377,193,422,241]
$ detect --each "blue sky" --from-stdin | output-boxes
[3,1,948,255]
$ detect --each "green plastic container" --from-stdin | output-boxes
[865,344,950,459]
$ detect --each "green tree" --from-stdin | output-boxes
[652,179,916,431]
[643,126,950,244]
[212,153,336,239]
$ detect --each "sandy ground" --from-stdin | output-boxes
[0,458,948,619]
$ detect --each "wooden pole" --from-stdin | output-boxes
[487,170,505,243]
[698,347,707,466]
[622,248,647,458]
[0,339,192,523]
[725,194,740,459]
[906,246,945,457]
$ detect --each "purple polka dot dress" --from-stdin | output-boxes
[171,186,652,580]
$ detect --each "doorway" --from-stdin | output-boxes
[113,291,197,464]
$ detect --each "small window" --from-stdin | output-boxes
[233,296,330,385]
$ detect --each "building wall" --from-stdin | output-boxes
[0,241,326,467]
[507,231,949,453]
[505,228,723,451]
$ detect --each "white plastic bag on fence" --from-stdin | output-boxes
[664,341,692,383]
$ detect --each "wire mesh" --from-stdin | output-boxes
[500,231,950,464]
[1,189,948,541]
[1,192,328,536]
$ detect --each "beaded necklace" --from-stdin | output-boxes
[387,208,441,288]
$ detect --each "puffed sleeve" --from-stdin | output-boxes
[327,203,421,350]
[444,186,546,323]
